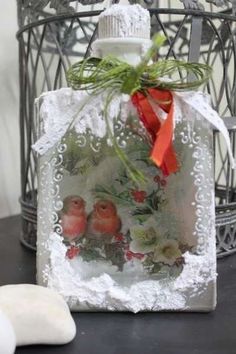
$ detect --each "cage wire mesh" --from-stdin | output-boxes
[16,0,236,256]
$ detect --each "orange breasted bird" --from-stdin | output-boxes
[60,195,87,242]
[86,199,121,243]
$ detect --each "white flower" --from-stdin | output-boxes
[130,219,161,254]
[153,239,182,266]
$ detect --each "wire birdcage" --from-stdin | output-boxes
[16,0,236,256]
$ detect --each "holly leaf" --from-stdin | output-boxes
[118,190,132,201]
[132,206,153,216]
[169,264,184,277]
[143,257,162,274]
[134,214,151,224]
[80,248,105,262]
[115,170,130,185]
[146,191,166,211]
[92,184,114,199]
[92,184,132,206]
[150,263,162,274]
[125,230,132,243]
[132,206,153,224]
[104,243,126,271]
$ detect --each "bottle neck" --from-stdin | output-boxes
[92,38,152,66]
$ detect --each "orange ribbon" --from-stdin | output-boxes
[131,88,178,177]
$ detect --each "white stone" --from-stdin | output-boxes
[0,284,76,346]
[0,310,16,354]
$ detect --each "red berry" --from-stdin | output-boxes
[154,175,161,183]
[125,250,144,261]
[154,175,167,187]
[131,190,147,203]
[161,179,167,186]
[126,251,133,261]
[66,246,80,259]
[115,233,124,242]
[134,252,145,260]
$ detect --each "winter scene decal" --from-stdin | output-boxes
[51,118,194,279]
[60,170,190,276]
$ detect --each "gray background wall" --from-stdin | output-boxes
[0,1,20,218]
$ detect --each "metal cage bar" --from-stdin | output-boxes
[17,2,236,257]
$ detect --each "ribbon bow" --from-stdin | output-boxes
[132,89,177,176]
[66,35,234,182]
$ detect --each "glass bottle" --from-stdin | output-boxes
[36,3,216,312]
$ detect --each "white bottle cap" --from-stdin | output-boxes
[98,4,151,40]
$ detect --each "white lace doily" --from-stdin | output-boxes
[33,88,236,169]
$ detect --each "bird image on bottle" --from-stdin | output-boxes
[60,195,87,243]
[86,199,121,244]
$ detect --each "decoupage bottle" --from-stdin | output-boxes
[35,3,218,312]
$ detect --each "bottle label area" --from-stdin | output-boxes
[36,90,216,312]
